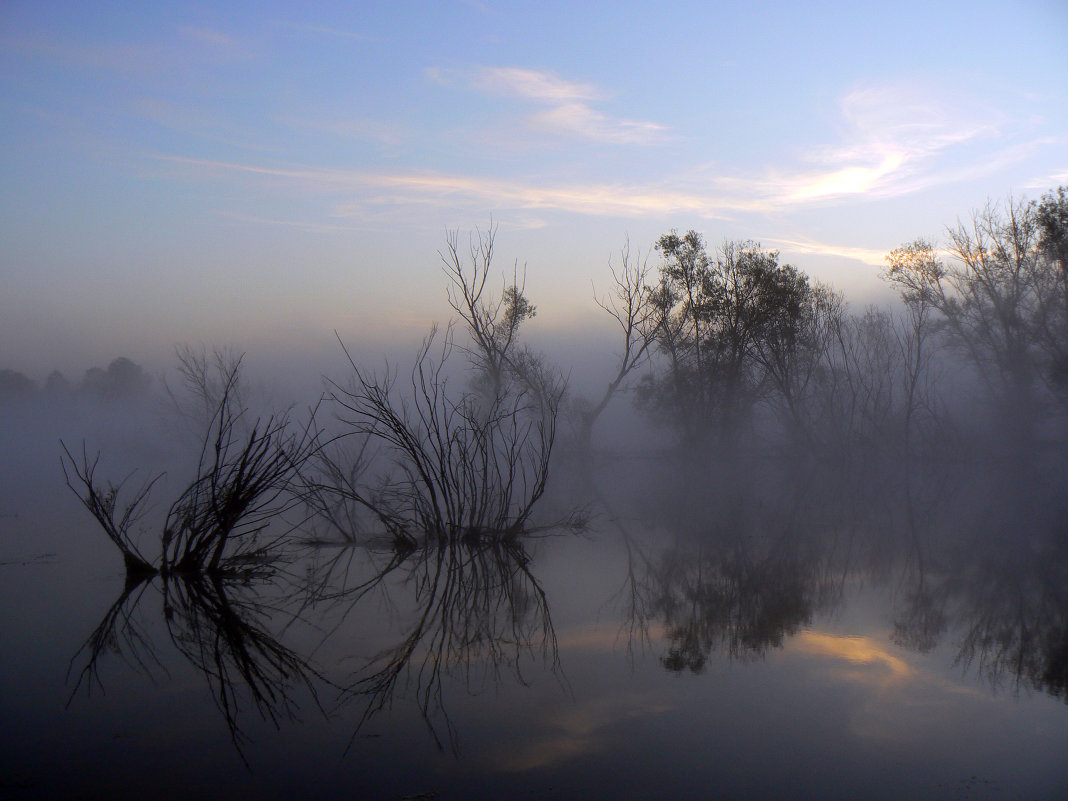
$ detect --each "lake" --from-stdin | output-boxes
[1,395,1066,800]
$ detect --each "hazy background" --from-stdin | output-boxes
[2,0,1066,390]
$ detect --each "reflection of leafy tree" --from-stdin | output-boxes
[893,525,1068,702]
[646,540,827,673]
[320,538,558,754]
[68,572,326,760]
[954,560,1068,701]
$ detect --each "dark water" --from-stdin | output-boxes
[2,400,1066,801]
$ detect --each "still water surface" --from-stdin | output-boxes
[1,402,1066,800]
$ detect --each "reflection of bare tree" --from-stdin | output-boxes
[317,538,559,754]
[68,572,326,760]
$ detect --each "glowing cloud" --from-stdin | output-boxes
[787,153,907,201]
[793,632,914,682]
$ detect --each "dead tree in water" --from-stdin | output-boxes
[322,327,557,547]
[63,352,318,577]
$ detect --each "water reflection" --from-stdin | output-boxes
[644,540,835,672]
[893,517,1068,702]
[68,571,326,759]
[602,464,1068,705]
[605,486,852,674]
[311,536,560,754]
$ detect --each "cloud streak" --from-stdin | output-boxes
[432,65,668,146]
[153,154,748,219]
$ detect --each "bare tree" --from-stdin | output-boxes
[440,224,537,400]
[574,238,658,452]
[323,327,557,547]
[883,194,1068,450]
[64,352,317,576]
[885,239,945,456]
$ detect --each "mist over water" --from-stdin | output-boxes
[2,197,1067,800]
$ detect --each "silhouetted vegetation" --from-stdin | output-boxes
[43,186,1068,777]
[62,351,317,576]
[315,327,558,548]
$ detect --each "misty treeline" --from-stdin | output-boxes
[0,356,151,402]
[575,187,1068,471]
[55,187,1068,748]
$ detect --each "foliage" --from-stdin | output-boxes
[639,232,839,448]
[441,224,539,400]
[885,189,1068,436]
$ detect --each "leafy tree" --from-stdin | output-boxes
[883,239,946,455]
[887,190,1068,440]
[43,370,71,399]
[1034,187,1068,398]
[640,232,833,450]
[79,357,151,399]
[0,369,36,400]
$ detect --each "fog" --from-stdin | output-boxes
[2,192,1067,799]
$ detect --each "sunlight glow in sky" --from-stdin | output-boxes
[2,1,1066,376]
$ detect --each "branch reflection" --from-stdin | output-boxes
[68,570,326,760]
[315,536,560,754]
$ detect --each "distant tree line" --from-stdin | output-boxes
[0,356,151,402]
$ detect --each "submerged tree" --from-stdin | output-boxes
[320,326,558,547]
[63,352,317,576]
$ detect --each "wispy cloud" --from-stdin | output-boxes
[11,24,251,72]
[765,236,890,268]
[430,66,668,146]
[529,102,668,145]
[1024,168,1068,191]
[277,115,407,147]
[152,154,744,218]
[768,83,1006,203]
[177,26,235,48]
[469,66,600,102]
[213,210,361,234]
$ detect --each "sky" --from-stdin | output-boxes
[2,0,1066,380]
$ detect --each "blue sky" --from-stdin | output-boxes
[2,0,1066,377]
